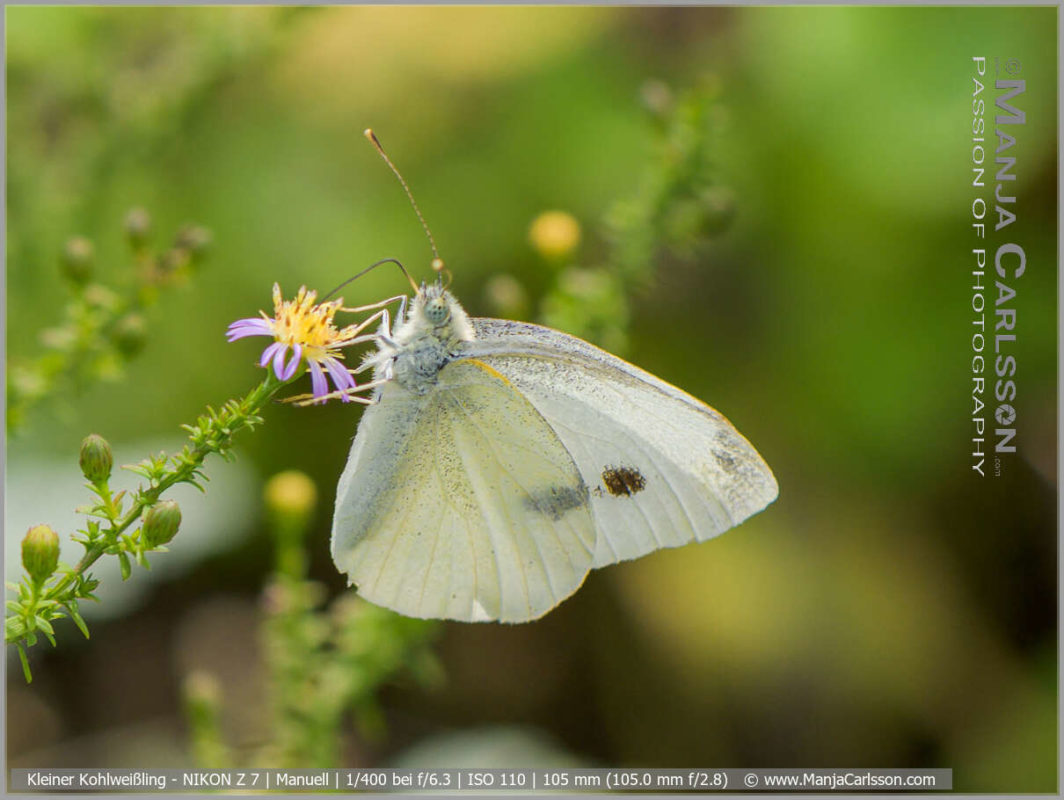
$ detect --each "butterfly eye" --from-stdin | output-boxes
[425,298,450,325]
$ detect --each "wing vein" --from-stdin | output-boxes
[448,388,551,610]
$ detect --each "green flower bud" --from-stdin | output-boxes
[183,669,222,708]
[698,185,736,236]
[62,237,94,285]
[22,524,60,583]
[640,79,673,117]
[483,274,529,320]
[664,186,737,246]
[79,433,114,484]
[124,207,152,247]
[663,199,703,246]
[142,500,181,547]
[111,313,147,357]
[159,247,192,275]
[174,225,212,261]
[82,284,120,312]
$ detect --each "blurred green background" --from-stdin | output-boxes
[5,6,1057,792]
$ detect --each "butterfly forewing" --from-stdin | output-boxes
[332,358,596,622]
[464,319,779,568]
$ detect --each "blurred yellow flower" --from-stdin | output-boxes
[264,470,318,520]
[528,210,581,261]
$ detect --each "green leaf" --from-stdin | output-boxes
[35,616,55,636]
[117,551,132,580]
[78,575,100,595]
[17,644,32,683]
[6,617,26,640]
[66,603,91,639]
[6,601,23,614]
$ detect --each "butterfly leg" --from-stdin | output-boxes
[341,294,407,337]
[336,311,389,348]
[340,294,407,317]
[373,294,407,344]
[284,379,388,407]
[336,294,407,346]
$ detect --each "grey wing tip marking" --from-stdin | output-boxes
[725,459,779,524]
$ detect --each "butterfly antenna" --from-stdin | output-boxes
[364,129,446,280]
[432,254,452,289]
[322,257,418,302]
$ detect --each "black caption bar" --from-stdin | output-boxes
[11,767,951,793]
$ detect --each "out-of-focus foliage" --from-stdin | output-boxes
[6,209,209,432]
[6,6,1056,792]
[181,471,439,768]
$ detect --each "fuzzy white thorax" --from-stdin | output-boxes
[362,282,475,393]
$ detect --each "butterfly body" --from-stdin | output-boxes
[332,281,777,623]
[363,283,473,393]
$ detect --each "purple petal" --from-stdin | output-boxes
[323,356,357,401]
[279,343,303,381]
[260,342,284,368]
[226,317,273,342]
[308,360,328,401]
[271,344,290,379]
[228,315,267,329]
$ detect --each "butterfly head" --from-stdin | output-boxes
[422,282,451,326]
[407,280,474,345]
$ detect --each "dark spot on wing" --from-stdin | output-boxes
[601,465,647,497]
[523,482,590,521]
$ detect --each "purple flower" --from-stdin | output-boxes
[227,284,362,403]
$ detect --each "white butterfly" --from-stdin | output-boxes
[331,280,778,623]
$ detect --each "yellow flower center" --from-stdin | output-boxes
[268,284,358,361]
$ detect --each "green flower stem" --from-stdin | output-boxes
[54,376,278,600]
[6,374,284,678]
